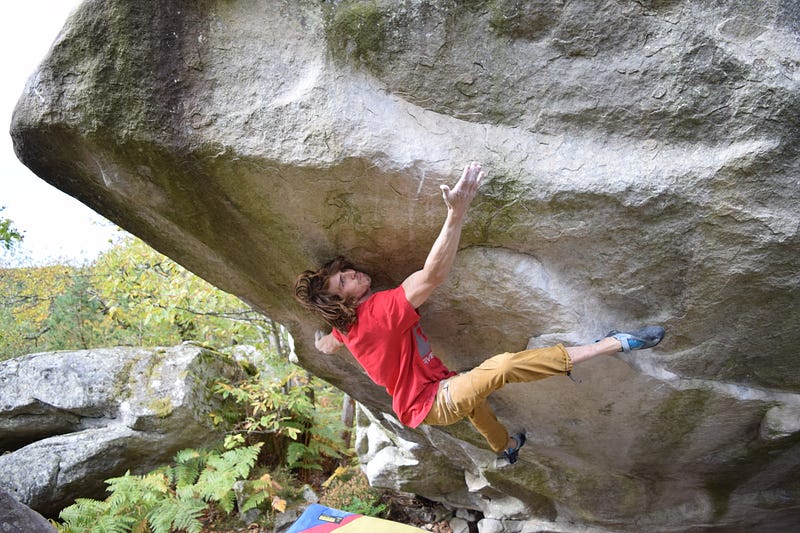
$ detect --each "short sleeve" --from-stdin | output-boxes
[375,287,419,333]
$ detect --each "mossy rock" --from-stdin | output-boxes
[326,0,389,68]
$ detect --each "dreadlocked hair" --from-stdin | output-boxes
[294,257,360,333]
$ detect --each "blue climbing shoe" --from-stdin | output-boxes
[503,433,526,464]
[607,325,665,353]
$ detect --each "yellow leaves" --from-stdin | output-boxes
[0,264,75,357]
[2,233,279,361]
[322,465,349,489]
[216,382,235,394]
[242,470,288,513]
[283,426,301,440]
[271,495,287,513]
[259,473,288,513]
[148,471,173,494]
[262,472,283,492]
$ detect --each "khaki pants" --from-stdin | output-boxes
[423,344,572,452]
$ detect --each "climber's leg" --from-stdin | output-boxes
[423,382,513,453]
[565,337,621,364]
[425,344,571,429]
[435,346,568,453]
[466,398,509,452]
[423,378,464,426]
[452,345,573,408]
[424,327,665,454]
[566,325,666,363]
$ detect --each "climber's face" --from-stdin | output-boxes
[325,268,371,304]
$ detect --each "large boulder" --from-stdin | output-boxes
[0,344,243,517]
[10,0,800,530]
[0,487,56,533]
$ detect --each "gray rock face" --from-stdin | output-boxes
[0,345,242,517]
[9,0,800,530]
[0,487,56,533]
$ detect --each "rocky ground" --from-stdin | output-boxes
[382,492,457,532]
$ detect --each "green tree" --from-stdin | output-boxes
[45,272,108,350]
[0,235,285,359]
[0,264,75,358]
[90,236,277,349]
[0,207,23,251]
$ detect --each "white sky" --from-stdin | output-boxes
[1,0,121,266]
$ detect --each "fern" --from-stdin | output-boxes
[195,444,261,513]
[58,498,109,531]
[174,448,203,463]
[195,468,237,514]
[56,443,268,533]
[106,470,169,513]
[55,359,351,531]
[238,476,273,513]
[91,514,138,533]
[214,368,347,478]
[173,448,207,487]
[58,498,137,533]
[146,496,205,533]
[287,442,321,471]
[220,445,260,479]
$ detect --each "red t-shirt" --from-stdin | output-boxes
[332,286,456,427]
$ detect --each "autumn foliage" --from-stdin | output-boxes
[0,236,379,531]
[1,236,283,361]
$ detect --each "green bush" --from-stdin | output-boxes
[320,465,387,518]
[56,444,276,533]
[213,367,346,476]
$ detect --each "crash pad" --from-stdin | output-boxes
[285,503,425,533]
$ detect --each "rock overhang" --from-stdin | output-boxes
[9,0,800,529]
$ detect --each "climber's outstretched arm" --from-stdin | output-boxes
[402,162,484,309]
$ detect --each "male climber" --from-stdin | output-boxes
[294,162,665,463]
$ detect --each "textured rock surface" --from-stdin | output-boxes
[0,487,56,533]
[0,344,242,517]
[10,0,800,530]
